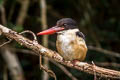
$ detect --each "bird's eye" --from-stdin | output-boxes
[63,23,67,26]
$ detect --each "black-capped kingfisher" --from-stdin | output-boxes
[37,18,87,61]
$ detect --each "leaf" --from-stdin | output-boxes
[0,0,3,6]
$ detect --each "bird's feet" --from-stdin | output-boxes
[71,59,79,66]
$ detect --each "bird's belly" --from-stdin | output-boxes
[59,41,74,60]
[56,35,87,61]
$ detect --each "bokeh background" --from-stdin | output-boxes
[0,0,120,80]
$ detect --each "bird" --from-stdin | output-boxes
[37,18,87,61]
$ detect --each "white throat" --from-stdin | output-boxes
[57,29,80,46]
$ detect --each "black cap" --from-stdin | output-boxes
[56,18,77,30]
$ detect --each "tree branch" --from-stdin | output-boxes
[0,25,120,79]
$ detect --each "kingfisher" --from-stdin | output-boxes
[37,18,87,61]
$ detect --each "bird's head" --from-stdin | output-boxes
[37,18,78,35]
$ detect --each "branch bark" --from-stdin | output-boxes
[0,25,120,79]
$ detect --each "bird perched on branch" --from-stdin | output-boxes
[37,18,87,61]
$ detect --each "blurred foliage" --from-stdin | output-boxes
[7,23,24,32]
[0,0,120,80]
[0,0,3,6]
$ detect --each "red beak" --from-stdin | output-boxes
[37,26,64,35]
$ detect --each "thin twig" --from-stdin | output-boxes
[19,30,37,42]
[40,64,56,80]
[0,38,12,47]
[88,46,120,58]
[94,62,120,67]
